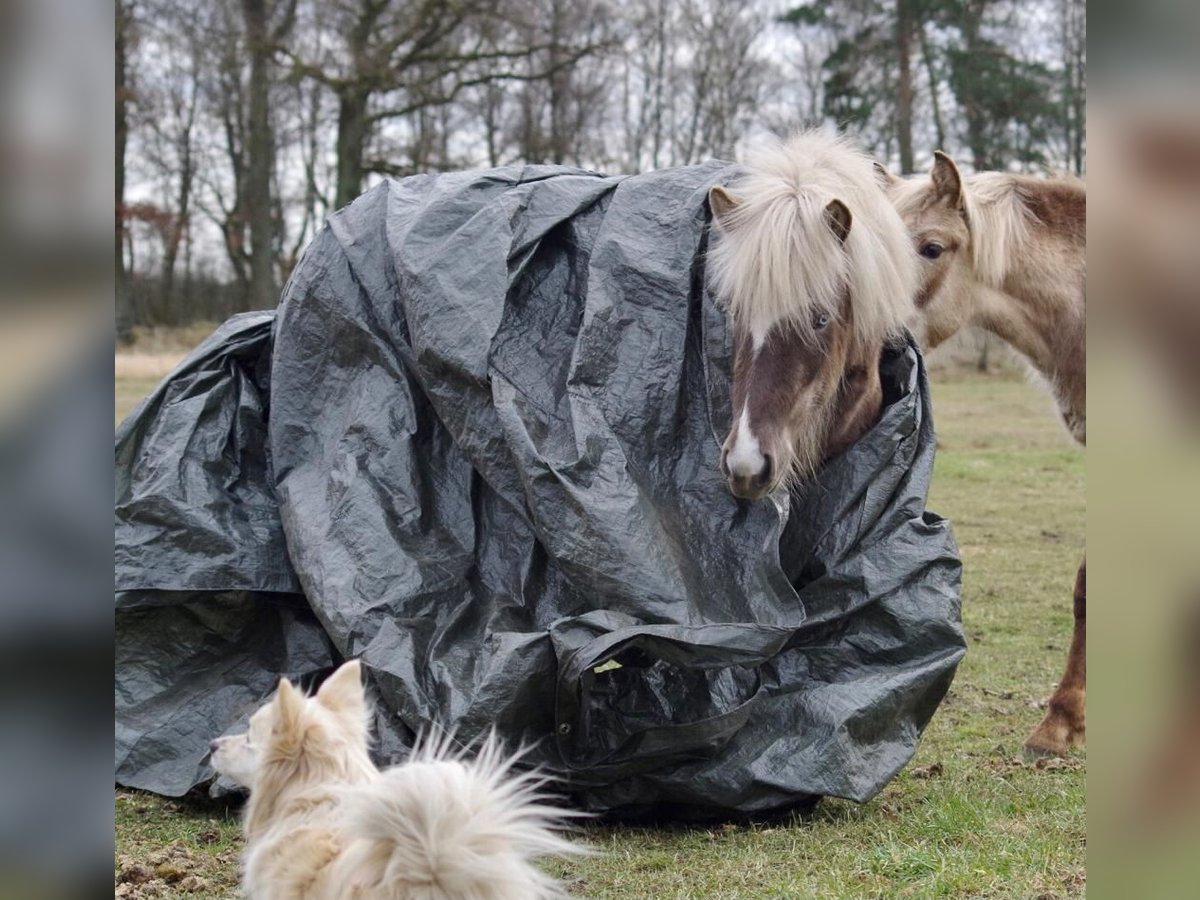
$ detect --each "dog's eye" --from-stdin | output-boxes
[919,242,944,260]
[813,312,831,331]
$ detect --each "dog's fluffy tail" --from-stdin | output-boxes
[339,732,586,900]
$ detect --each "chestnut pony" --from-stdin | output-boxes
[707,132,918,501]
[885,153,1086,757]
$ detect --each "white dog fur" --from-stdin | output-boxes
[210,660,584,899]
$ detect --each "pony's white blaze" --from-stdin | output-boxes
[726,406,766,479]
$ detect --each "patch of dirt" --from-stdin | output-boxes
[982,751,1085,777]
[116,840,239,898]
[1062,869,1087,894]
[115,861,154,885]
[1033,756,1085,772]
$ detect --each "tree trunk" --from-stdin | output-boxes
[547,0,568,165]
[1067,0,1085,175]
[161,190,186,311]
[116,0,133,341]
[242,0,277,310]
[961,1,990,171]
[162,82,198,313]
[483,83,501,168]
[652,0,666,169]
[919,22,945,151]
[895,0,915,173]
[336,87,369,208]
[213,18,250,295]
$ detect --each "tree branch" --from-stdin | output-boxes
[367,38,615,124]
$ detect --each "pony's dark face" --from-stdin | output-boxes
[709,186,883,500]
[720,299,881,500]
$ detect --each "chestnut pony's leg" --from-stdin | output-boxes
[1024,559,1086,757]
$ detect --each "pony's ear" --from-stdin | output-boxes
[273,678,306,736]
[931,151,963,206]
[708,185,740,228]
[824,199,853,244]
[873,161,898,188]
[316,660,364,714]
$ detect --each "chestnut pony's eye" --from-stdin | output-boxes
[813,312,831,331]
[919,242,944,260]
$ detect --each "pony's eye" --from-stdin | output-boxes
[919,242,944,260]
[813,312,831,331]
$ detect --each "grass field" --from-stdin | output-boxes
[115,356,1085,899]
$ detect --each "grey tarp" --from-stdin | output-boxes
[116,162,965,817]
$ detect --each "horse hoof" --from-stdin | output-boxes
[1023,714,1085,759]
[1022,739,1067,760]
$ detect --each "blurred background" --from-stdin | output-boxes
[1089,2,1200,898]
[1,0,113,897]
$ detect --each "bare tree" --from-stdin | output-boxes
[504,0,618,166]
[894,0,915,172]
[138,2,206,314]
[241,0,297,309]
[119,0,1082,328]
[1060,0,1085,175]
[280,0,612,207]
[187,0,296,309]
[280,76,335,273]
[677,0,769,165]
[919,16,947,151]
[955,0,991,170]
[195,1,254,299]
[116,0,135,340]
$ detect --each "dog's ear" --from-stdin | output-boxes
[273,678,306,737]
[316,660,365,715]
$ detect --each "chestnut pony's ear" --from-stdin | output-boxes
[824,199,853,245]
[316,660,364,714]
[873,160,898,188]
[708,185,741,229]
[931,151,964,207]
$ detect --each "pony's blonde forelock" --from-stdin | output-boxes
[707,131,918,348]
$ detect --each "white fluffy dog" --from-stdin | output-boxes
[210,660,584,899]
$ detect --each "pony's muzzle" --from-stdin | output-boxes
[722,449,774,500]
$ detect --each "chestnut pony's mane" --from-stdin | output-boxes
[889,168,1084,289]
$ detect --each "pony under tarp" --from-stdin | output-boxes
[115,162,965,817]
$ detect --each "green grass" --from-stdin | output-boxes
[116,377,163,425]
[115,365,1085,899]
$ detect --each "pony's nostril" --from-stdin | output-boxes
[209,739,221,753]
[758,454,774,486]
